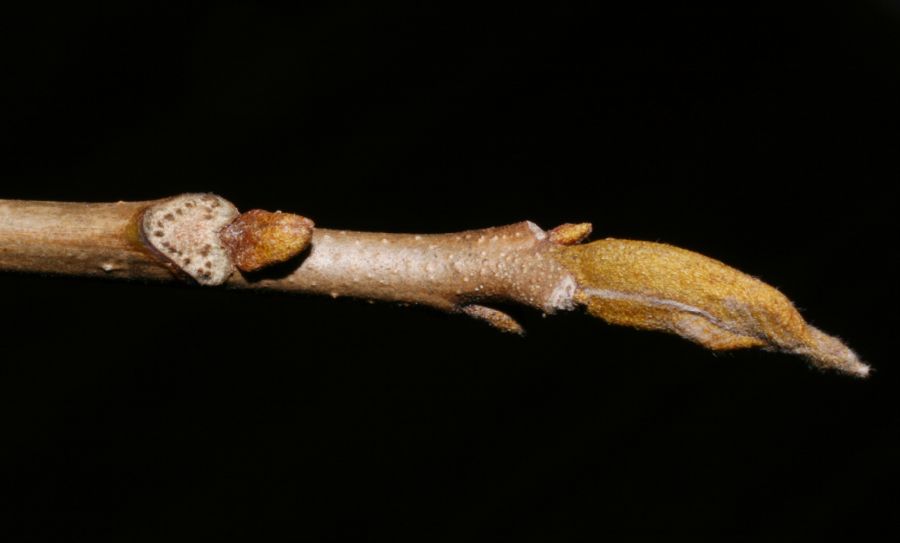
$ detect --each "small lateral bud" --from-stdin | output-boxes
[549,223,593,245]
[462,304,525,335]
[220,210,314,273]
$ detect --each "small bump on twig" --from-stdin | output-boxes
[221,210,314,273]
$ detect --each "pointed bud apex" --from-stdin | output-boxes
[554,238,869,377]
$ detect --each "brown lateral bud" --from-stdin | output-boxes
[220,210,314,272]
[549,222,593,245]
[462,304,525,335]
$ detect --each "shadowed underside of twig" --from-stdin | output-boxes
[0,193,869,377]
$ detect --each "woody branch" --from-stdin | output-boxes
[0,193,869,377]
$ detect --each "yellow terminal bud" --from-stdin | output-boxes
[553,238,868,377]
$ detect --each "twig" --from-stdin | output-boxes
[0,193,868,377]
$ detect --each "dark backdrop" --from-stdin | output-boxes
[2,2,898,540]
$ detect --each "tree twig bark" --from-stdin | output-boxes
[0,193,869,377]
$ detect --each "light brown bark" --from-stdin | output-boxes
[0,197,575,315]
[0,194,869,377]
[0,199,168,280]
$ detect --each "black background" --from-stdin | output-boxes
[2,1,898,540]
